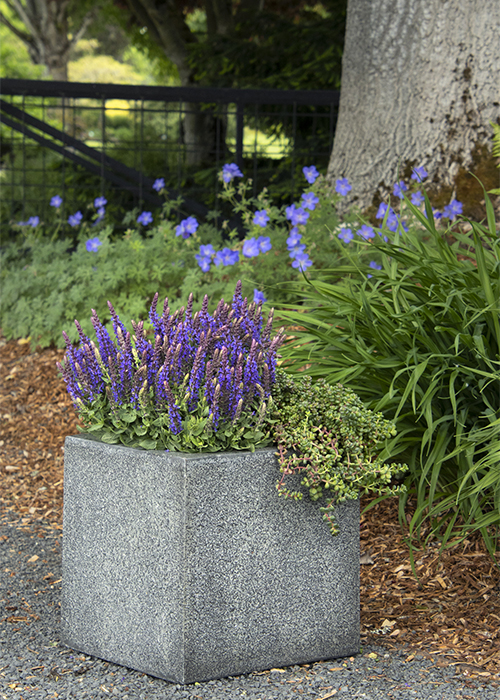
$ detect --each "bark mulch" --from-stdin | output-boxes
[1,334,499,685]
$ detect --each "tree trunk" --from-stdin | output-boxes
[327,0,500,213]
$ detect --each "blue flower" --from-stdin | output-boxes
[291,251,313,271]
[253,209,270,228]
[94,196,107,208]
[222,163,243,183]
[86,237,102,252]
[338,226,354,243]
[376,202,390,219]
[175,216,198,238]
[50,194,62,208]
[367,260,382,278]
[242,238,260,258]
[410,191,424,206]
[335,177,352,196]
[411,166,428,182]
[254,289,267,304]
[291,207,310,226]
[393,181,407,199]
[68,211,83,227]
[285,203,297,221]
[28,216,40,227]
[443,199,463,220]
[301,191,319,211]
[195,254,211,272]
[288,243,306,259]
[257,235,272,253]
[357,224,375,240]
[215,248,239,266]
[137,211,153,226]
[199,244,215,257]
[153,178,165,192]
[303,165,319,184]
[287,228,302,248]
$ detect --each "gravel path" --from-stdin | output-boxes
[1,512,498,700]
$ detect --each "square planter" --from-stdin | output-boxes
[61,434,360,684]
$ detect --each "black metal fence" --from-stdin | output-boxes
[0,78,339,227]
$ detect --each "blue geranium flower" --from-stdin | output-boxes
[28,216,40,227]
[303,165,319,184]
[137,211,153,226]
[253,210,270,228]
[443,199,463,220]
[301,191,319,211]
[68,211,83,227]
[291,251,313,271]
[214,248,239,266]
[221,163,243,183]
[393,181,407,199]
[335,178,352,196]
[50,194,62,208]
[254,289,267,304]
[86,237,102,252]
[357,224,375,240]
[410,191,425,206]
[257,236,272,253]
[411,166,428,182]
[287,228,302,248]
[175,216,198,238]
[94,196,107,208]
[338,226,353,243]
[242,238,260,258]
[153,178,165,192]
[199,244,215,258]
[195,254,211,272]
[291,207,310,226]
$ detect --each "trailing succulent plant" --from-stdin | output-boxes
[58,281,286,452]
[271,371,408,535]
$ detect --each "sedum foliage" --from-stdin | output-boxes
[272,371,407,535]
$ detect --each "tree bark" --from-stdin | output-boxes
[327,0,500,212]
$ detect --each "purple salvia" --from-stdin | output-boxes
[107,300,127,341]
[163,380,182,434]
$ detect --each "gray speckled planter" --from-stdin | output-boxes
[61,434,360,684]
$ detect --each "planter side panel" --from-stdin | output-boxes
[182,450,360,682]
[61,436,185,681]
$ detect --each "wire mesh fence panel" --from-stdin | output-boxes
[0,79,339,230]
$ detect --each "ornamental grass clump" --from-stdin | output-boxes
[58,281,286,452]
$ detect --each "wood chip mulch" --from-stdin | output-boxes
[1,334,499,685]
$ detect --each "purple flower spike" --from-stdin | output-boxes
[137,211,153,226]
[303,165,319,184]
[335,177,352,196]
[153,178,165,192]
